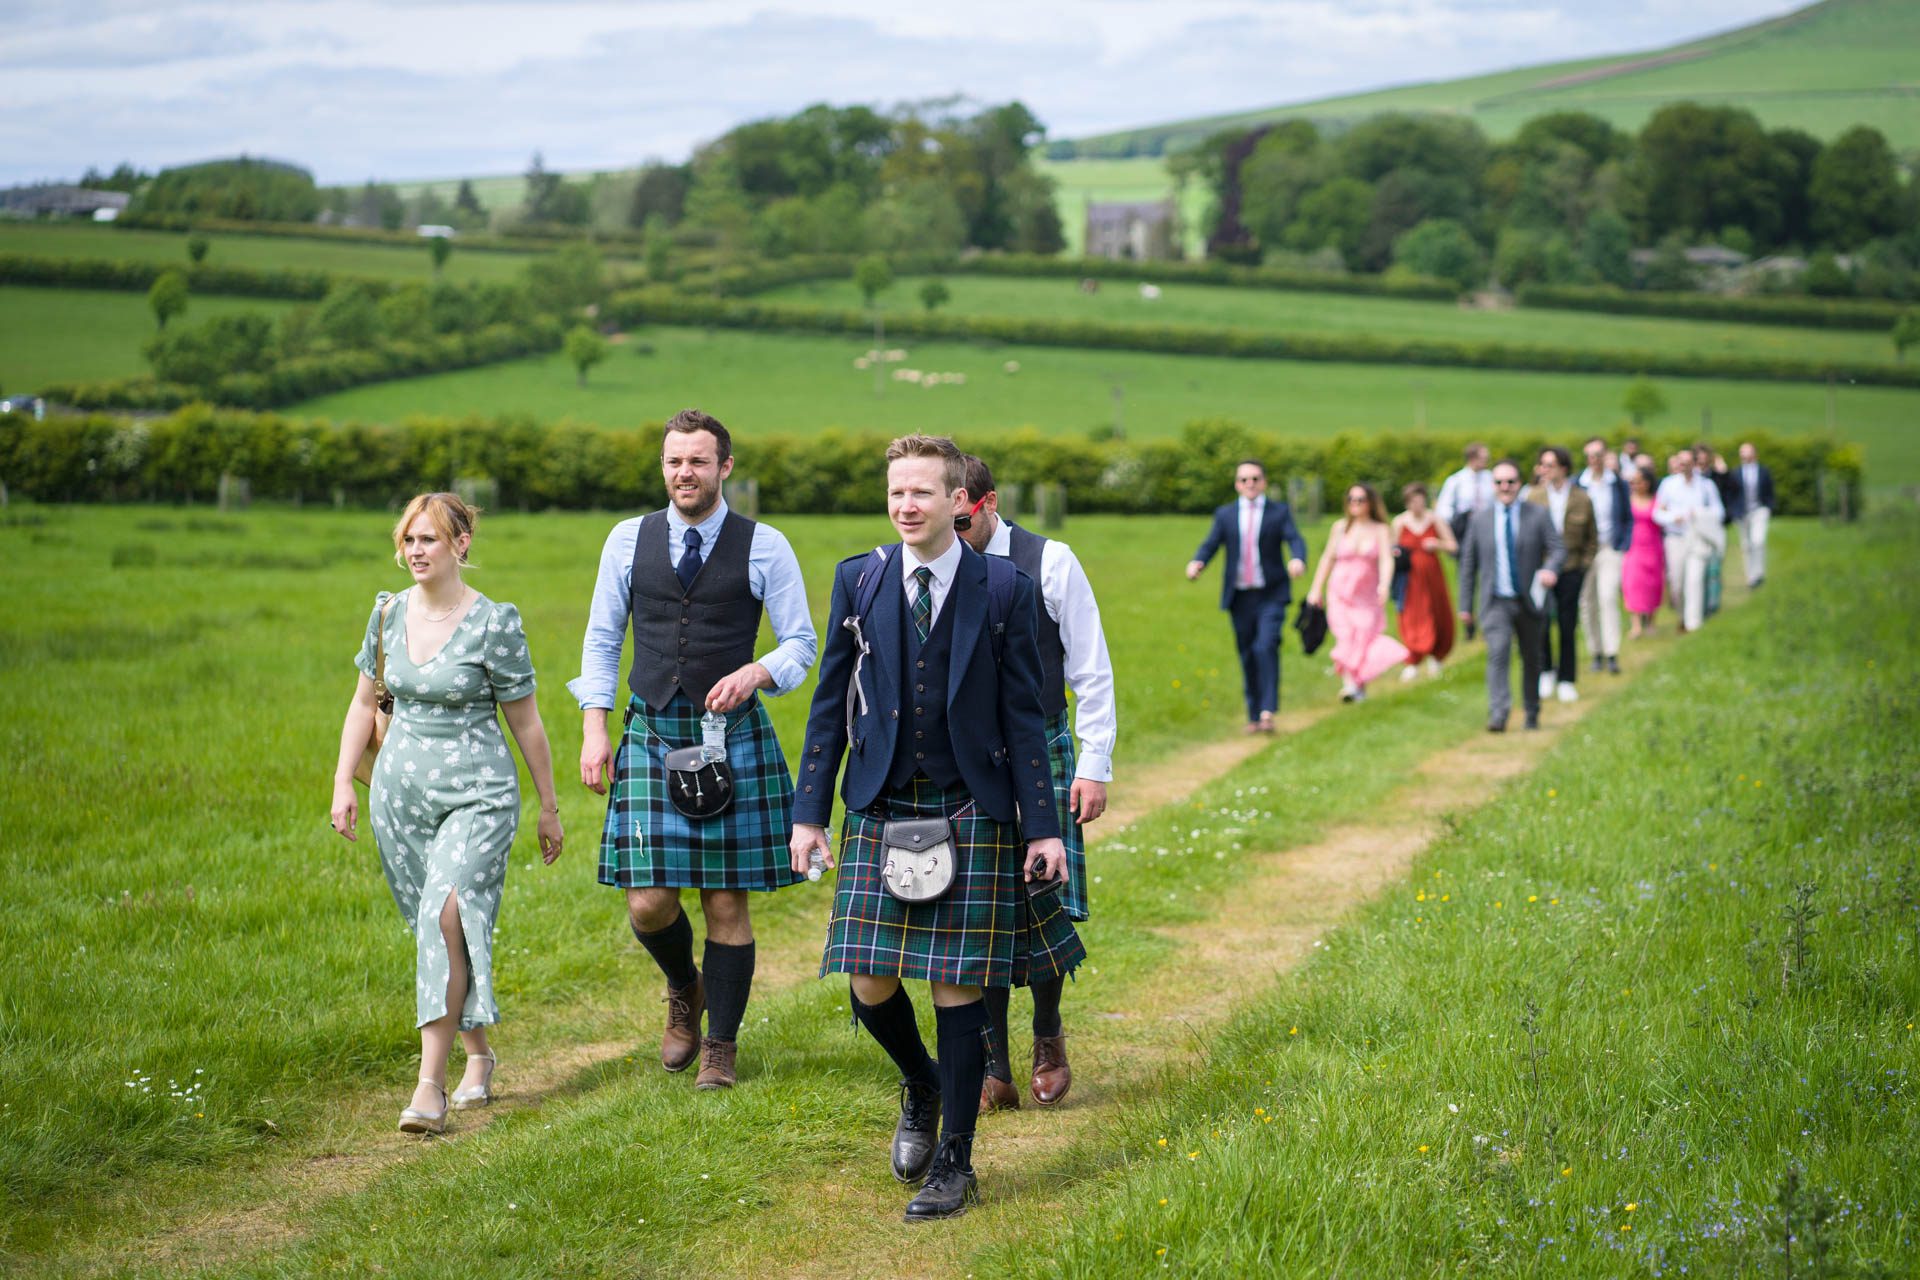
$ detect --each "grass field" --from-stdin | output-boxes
[287,324,1920,491]
[4,504,1911,1278]
[1061,0,1920,156]
[0,286,299,390]
[0,505,1357,1249]
[0,222,541,284]
[763,272,1906,368]
[1030,156,1207,258]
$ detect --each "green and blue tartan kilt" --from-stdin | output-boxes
[1010,879,1087,988]
[820,775,1022,987]
[598,693,803,892]
[1046,711,1090,922]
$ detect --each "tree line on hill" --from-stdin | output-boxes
[1190,103,1918,299]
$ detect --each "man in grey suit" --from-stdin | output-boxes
[1458,459,1566,732]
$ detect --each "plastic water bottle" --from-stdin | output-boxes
[807,848,830,882]
[700,710,728,763]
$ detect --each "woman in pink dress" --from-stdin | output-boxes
[1307,483,1409,702]
[1621,468,1666,638]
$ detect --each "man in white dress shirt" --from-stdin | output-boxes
[1575,437,1632,675]
[1435,442,1494,548]
[959,454,1117,1112]
[1728,441,1775,588]
[1653,449,1726,633]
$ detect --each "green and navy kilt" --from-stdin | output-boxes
[820,775,1022,987]
[1047,711,1090,922]
[598,693,803,892]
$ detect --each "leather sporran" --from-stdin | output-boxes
[880,817,956,903]
[352,595,400,787]
[663,746,735,819]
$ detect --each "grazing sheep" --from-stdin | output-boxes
[1139,283,1161,300]
[1003,360,1020,374]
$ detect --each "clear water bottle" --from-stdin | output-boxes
[807,848,829,882]
[700,710,728,763]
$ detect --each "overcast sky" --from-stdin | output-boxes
[1,0,1800,188]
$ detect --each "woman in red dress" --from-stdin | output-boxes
[1390,482,1457,679]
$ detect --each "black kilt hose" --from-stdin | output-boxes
[598,693,803,892]
[821,775,1026,987]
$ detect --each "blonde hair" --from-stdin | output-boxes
[392,492,480,569]
[885,434,966,494]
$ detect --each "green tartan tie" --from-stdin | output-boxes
[912,566,933,642]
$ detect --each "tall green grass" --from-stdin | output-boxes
[973,510,1920,1277]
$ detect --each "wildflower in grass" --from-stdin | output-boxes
[1255,1107,1266,1116]
[1625,1202,1637,1212]
[1419,1145,1430,1153]
[1528,895,1538,903]
[1547,789,1557,798]
[1417,891,1427,902]
[1494,901,1503,909]
[1188,1151,1199,1160]
[1562,1167,1572,1177]
[1158,1138,1168,1147]
[1160,1198,1168,1206]
[1441,894,1450,902]
[1289,1027,1298,1036]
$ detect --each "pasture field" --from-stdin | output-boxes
[287,324,1920,492]
[0,286,299,390]
[1029,156,1207,258]
[2,504,1910,1280]
[0,506,1334,1242]
[0,221,541,284]
[761,272,1906,368]
[1062,0,1920,155]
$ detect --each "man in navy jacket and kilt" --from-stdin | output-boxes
[790,434,1066,1222]
[572,409,816,1091]
[957,454,1116,1114]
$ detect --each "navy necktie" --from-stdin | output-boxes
[1502,505,1519,597]
[676,527,703,591]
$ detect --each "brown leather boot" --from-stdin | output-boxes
[979,1072,1021,1113]
[1030,1034,1071,1107]
[694,1037,736,1090]
[660,974,704,1072]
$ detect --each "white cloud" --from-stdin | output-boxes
[0,1,1799,186]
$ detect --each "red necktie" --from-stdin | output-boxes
[1241,502,1258,587]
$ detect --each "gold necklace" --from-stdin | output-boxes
[418,589,467,623]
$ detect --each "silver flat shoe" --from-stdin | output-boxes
[398,1079,448,1135]
[450,1052,497,1110]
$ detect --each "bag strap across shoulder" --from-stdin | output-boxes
[373,593,400,708]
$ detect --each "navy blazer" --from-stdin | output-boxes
[1724,463,1774,520]
[1192,499,1310,610]
[793,541,1060,841]
[1578,471,1634,553]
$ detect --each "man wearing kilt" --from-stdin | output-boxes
[790,434,1065,1221]
[956,454,1116,1113]
[572,409,816,1090]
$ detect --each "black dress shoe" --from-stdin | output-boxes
[1590,656,1604,674]
[892,1079,940,1184]
[904,1137,978,1221]
[1607,655,1621,675]
[1524,710,1540,730]
[1487,718,1507,733]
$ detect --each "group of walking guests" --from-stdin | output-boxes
[1188,436,1773,733]
[329,412,1116,1223]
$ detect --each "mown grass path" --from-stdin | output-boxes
[27,589,1707,1279]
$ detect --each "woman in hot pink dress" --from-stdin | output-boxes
[1307,483,1409,702]
[1622,468,1666,637]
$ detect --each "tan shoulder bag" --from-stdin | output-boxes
[352,594,401,787]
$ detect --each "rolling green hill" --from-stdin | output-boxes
[1059,0,1920,158]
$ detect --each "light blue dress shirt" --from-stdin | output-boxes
[1493,501,1518,598]
[567,500,817,710]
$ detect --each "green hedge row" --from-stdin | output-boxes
[113,212,648,256]
[0,251,353,300]
[39,318,564,412]
[681,251,1456,301]
[1516,285,1907,332]
[607,288,1920,388]
[0,407,1861,519]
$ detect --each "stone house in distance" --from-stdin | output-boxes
[1084,199,1177,260]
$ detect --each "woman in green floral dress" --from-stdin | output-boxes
[330,493,565,1134]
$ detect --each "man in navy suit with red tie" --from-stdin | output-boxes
[1185,459,1309,734]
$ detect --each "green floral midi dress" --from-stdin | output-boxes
[356,590,536,1030]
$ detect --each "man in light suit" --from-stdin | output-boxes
[1726,441,1774,588]
[1575,437,1632,676]
[1459,459,1566,733]
[1185,458,1308,734]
